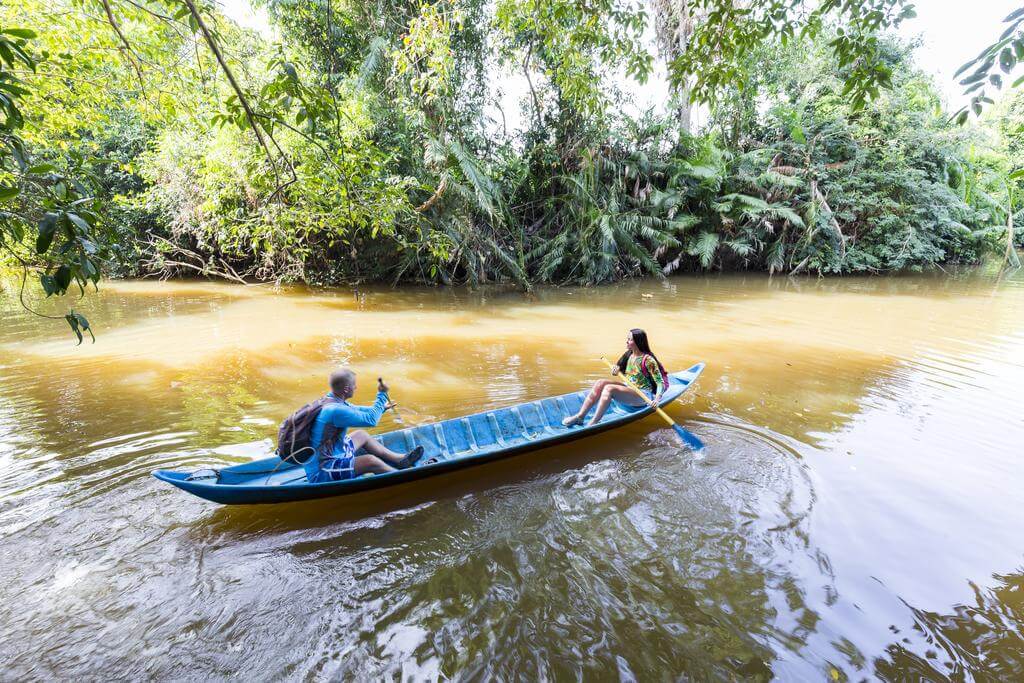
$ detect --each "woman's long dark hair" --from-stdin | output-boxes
[617,328,667,377]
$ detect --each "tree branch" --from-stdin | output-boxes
[142,236,253,285]
[415,176,448,212]
[99,0,147,94]
[523,40,544,131]
[178,0,295,199]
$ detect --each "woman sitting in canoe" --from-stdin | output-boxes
[562,328,669,427]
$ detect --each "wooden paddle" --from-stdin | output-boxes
[599,356,705,451]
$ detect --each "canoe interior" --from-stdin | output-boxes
[153,363,704,504]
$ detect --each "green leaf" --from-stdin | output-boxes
[40,273,56,296]
[1005,7,1024,23]
[27,163,56,174]
[2,28,37,39]
[960,71,987,86]
[688,231,720,269]
[65,212,91,233]
[0,185,19,201]
[36,212,58,254]
[0,42,14,68]
[78,237,97,254]
[0,81,31,97]
[1000,47,1016,73]
[953,59,976,79]
[65,312,94,345]
[81,256,98,281]
[54,265,71,292]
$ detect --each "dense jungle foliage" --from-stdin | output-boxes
[2,0,1024,337]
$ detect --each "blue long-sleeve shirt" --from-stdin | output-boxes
[304,391,388,483]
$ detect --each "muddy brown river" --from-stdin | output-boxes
[0,271,1022,680]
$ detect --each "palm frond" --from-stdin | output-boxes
[756,171,805,189]
[723,238,754,257]
[765,204,806,228]
[766,237,786,275]
[688,231,720,269]
[357,37,388,87]
[447,139,504,221]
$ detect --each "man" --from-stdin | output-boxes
[304,368,424,483]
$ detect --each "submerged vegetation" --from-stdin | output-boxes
[1,0,1024,335]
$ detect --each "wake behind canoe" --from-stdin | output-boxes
[152,363,705,505]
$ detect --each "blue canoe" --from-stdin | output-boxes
[153,363,705,505]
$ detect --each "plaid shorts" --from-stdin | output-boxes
[321,436,357,481]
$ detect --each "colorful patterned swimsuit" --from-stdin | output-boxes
[624,353,667,397]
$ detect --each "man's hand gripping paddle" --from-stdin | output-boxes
[378,377,408,425]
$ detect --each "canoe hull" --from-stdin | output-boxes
[153,363,704,505]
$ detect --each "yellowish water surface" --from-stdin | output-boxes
[1,271,1022,679]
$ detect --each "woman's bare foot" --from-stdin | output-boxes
[562,414,583,427]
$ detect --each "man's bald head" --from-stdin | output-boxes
[329,367,356,396]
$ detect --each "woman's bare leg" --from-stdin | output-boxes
[587,385,646,426]
[564,380,625,425]
[563,379,611,425]
[349,429,404,466]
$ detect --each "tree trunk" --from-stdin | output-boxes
[651,0,694,133]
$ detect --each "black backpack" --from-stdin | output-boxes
[276,395,340,463]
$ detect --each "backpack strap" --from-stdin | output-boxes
[316,395,346,460]
[640,354,666,392]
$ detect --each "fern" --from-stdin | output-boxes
[689,232,720,269]
[357,37,388,87]
[766,237,786,274]
[723,239,754,257]
[765,204,806,228]
[447,139,504,221]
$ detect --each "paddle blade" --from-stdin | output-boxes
[672,424,705,452]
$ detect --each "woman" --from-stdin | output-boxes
[562,328,669,427]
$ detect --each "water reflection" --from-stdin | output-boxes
[876,569,1024,680]
[0,270,1022,678]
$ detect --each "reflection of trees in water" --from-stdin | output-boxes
[255,436,819,681]
[0,272,236,344]
[177,354,270,443]
[694,338,895,447]
[875,569,1024,681]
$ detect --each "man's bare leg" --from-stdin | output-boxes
[353,453,396,475]
[349,429,406,467]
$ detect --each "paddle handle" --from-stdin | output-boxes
[599,356,674,427]
[600,357,704,451]
[378,376,406,424]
